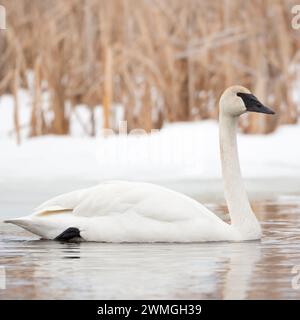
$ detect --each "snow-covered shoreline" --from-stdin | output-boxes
[0,119,300,183]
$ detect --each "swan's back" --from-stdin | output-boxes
[35,181,217,222]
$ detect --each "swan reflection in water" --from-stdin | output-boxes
[1,238,261,299]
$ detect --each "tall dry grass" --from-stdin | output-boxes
[0,0,299,141]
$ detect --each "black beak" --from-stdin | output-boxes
[237,92,275,115]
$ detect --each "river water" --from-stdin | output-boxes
[0,180,300,299]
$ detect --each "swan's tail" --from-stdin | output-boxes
[4,216,47,238]
[4,216,32,229]
[4,215,80,240]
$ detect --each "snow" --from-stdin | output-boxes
[0,91,300,183]
[0,120,300,182]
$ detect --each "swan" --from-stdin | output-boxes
[5,86,275,242]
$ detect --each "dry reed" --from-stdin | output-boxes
[0,0,299,140]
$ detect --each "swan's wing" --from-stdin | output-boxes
[32,181,222,224]
[33,188,90,215]
[73,181,222,223]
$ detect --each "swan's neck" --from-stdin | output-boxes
[219,112,261,239]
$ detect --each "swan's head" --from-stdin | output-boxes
[220,85,275,117]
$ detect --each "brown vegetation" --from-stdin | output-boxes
[0,0,299,140]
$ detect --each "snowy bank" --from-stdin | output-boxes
[0,120,299,183]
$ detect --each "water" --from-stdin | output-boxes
[0,181,300,299]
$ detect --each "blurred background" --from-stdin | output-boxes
[0,0,300,142]
[0,0,300,186]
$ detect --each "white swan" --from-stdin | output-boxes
[5,86,275,242]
